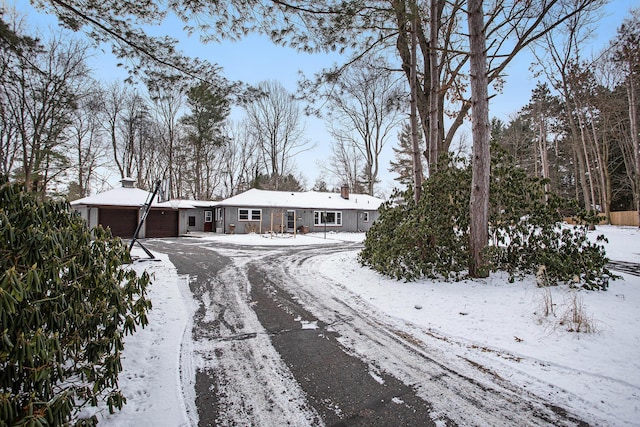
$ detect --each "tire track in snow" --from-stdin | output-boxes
[246,259,447,426]
[146,240,321,426]
[150,239,592,426]
[258,245,591,426]
[608,260,640,277]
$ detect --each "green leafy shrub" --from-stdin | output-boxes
[0,177,152,426]
[360,155,471,281]
[360,148,616,290]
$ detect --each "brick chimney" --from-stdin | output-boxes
[340,184,350,200]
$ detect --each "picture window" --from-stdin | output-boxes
[239,208,262,221]
[314,211,342,226]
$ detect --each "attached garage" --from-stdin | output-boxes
[71,178,207,238]
[146,209,179,238]
[99,208,138,238]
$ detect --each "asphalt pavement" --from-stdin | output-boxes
[146,238,590,427]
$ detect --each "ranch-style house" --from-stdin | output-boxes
[71,179,383,238]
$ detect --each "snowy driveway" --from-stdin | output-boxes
[145,237,592,426]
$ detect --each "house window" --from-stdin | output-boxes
[204,211,212,222]
[314,211,342,226]
[188,216,196,227]
[215,208,223,221]
[363,212,369,222]
[239,208,261,221]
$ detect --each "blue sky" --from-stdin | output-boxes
[8,0,637,195]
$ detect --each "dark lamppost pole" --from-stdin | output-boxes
[323,211,327,239]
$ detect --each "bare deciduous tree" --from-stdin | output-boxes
[244,80,311,190]
[1,26,91,196]
[102,82,128,178]
[325,59,403,195]
[218,120,260,197]
[147,79,185,198]
[67,85,108,199]
[322,134,366,194]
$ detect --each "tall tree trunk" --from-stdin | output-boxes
[537,117,550,197]
[576,111,596,210]
[467,0,490,278]
[573,136,591,210]
[601,130,613,223]
[563,98,592,210]
[410,9,423,203]
[589,114,608,220]
[628,75,640,227]
[427,0,440,176]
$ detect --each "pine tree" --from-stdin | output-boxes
[389,122,424,188]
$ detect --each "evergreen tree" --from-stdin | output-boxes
[313,179,329,192]
[180,81,230,199]
[252,173,304,192]
[389,122,424,188]
[611,9,640,226]
[0,15,37,55]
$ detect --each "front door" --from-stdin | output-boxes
[287,210,295,231]
[204,210,213,232]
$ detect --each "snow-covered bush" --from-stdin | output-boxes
[0,177,152,426]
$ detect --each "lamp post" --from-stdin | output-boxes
[323,211,327,239]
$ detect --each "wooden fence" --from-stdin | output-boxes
[565,211,639,227]
[608,211,639,226]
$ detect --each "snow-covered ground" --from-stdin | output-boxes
[99,225,640,426]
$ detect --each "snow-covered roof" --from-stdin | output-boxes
[71,186,151,207]
[216,188,383,210]
[70,186,214,209]
[70,186,383,211]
